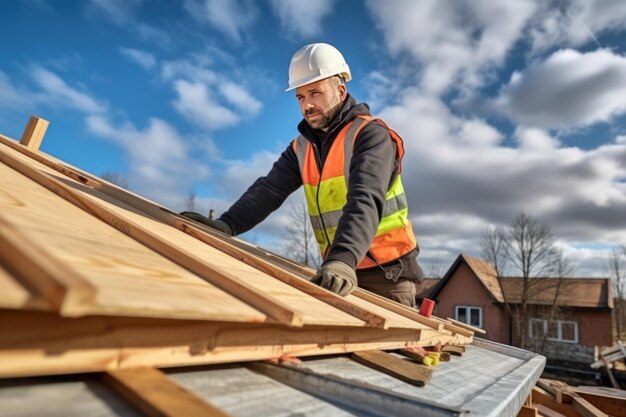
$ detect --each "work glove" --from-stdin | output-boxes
[313,260,357,296]
[179,211,232,236]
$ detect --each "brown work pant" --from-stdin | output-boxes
[357,273,418,308]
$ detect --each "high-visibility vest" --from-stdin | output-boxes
[291,115,417,269]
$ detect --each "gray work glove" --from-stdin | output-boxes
[179,211,232,236]
[313,260,357,296]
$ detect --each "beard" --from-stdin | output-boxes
[305,99,343,130]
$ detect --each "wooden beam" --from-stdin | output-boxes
[517,405,538,417]
[0,310,471,378]
[531,387,582,417]
[446,317,486,334]
[20,116,49,150]
[431,317,475,337]
[0,145,304,327]
[353,289,444,330]
[572,395,609,417]
[351,350,432,386]
[574,390,626,417]
[103,367,232,417]
[442,345,466,356]
[0,214,96,314]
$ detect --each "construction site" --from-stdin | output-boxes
[0,115,624,416]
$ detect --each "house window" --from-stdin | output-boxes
[455,306,482,328]
[528,319,578,343]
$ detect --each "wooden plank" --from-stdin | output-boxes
[532,387,582,417]
[0,213,97,314]
[431,316,475,337]
[535,404,571,417]
[19,116,49,150]
[0,146,311,327]
[353,289,444,330]
[442,345,465,356]
[518,405,539,417]
[0,309,466,378]
[0,160,268,323]
[0,135,386,328]
[103,367,232,417]
[0,263,49,310]
[446,317,487,334]
[572,395,608,417]
[574,390,626,417]
[601,353,621,389]
[351,350,432,386]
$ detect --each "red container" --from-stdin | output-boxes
[419,298,435,317]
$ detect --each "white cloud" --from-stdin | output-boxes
[0,71,34,110]
[376,92,626,274]
[529,0,626,52]
[219,81,262,116]
[30,66,107,114]
[163,58,262,130]
[85,0,141,25]
[86,0,174,49]
[183,0,257,43]
[173,79,240,130]
[366,0,537,94]
[269,0,334,38]
[119,47,157,69]
[86,115,211,207]
[495,48,626,129]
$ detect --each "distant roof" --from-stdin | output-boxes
[432,254,613,309]
[430,254,505,303]
[463,255,505,303]
[500,277,613,309]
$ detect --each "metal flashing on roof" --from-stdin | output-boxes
[0,339,545,417]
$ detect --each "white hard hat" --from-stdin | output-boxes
[286,43,351,91]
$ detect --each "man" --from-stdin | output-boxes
[182,43,422,307]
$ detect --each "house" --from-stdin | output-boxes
[428,254,614,364]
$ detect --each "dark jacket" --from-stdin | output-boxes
[220,94,418,275]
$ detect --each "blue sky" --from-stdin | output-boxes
[1,0,626,277]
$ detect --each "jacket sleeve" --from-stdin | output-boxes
[325,122,398,268]
[219,144,302,236]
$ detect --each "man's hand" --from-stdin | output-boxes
[313,260,357,296]
[179,211,232,236]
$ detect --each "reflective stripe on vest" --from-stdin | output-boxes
[291,115,417,269]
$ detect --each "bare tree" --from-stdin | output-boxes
[481,211,566,348]
[100,171,128,188]
[540,248,574,351]
[283,197,322,268]
[424,251,449,278]
[184,190,197,212]
[607,245,626,339]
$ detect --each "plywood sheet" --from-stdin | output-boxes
[0,145,369,327]
[0,264,48,310]
[0,160,265,323]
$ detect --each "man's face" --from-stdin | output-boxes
[295,77,346,131]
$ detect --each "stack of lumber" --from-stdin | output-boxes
[0,117,476,383]
[590,342,626,389]
[519,377,626,417]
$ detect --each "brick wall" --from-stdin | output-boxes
[435,262,510,344]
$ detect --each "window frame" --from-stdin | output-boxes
[528,318,579,344]
[454,305,483,328]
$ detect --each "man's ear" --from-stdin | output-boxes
[338,83,347,100]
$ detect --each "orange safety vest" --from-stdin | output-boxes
[291,115,417,269]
